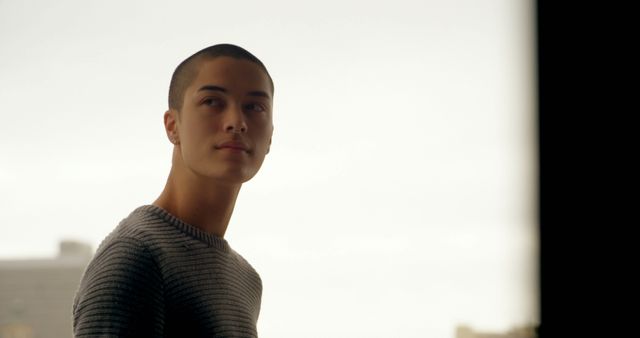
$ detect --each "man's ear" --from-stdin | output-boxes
[266,125,273,154]
[164,109,179,145]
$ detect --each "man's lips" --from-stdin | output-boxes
[215,140,250,152]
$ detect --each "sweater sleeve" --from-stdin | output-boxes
[72,237,165,337]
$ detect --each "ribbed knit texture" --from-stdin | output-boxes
[72,205,262,338]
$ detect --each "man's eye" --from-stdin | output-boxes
[244,103,265,113]
[203,98,223,107]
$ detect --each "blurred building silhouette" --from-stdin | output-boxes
[455,324,538,338]
[0,241,92,338]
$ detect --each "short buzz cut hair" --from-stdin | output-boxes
[168,43,274,111]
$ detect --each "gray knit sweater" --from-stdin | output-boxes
[72,205,262,337]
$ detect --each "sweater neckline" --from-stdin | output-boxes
[134,204,231,252]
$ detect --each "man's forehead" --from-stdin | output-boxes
[193,57,269,85]
[181,56,274,100]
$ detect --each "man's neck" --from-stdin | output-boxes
[152,168,242,238]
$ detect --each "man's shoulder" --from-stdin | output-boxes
[75,208,166,302]
[73,207,166,336]
[112,205,174,238]
[92,206,169,258]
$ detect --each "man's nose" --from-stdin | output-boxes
[223,105,247,133]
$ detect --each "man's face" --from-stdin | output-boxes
[170,57,274,184]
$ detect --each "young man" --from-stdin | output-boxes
[73,44,274,337]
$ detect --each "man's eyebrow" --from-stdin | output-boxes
[247,91,271,99]
[197,85,270,99]
[198,85,227,93]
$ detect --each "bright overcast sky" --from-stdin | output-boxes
[0,0,537,337]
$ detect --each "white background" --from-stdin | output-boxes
[0,0,537,337]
